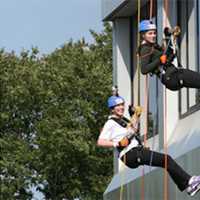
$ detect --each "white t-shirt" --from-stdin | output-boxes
[99,117,139,157]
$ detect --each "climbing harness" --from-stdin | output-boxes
[110,117,143,148]
[110,106,143,150]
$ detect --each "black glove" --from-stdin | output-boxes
[128,104,135,117]
[164,27,172,37]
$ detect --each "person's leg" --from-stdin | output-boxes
[123,147,200,195]
[178,68,200,89]
[161,66,182,91]
[161,74,181,91]
[127,147,191,191]
[142,148,191,191]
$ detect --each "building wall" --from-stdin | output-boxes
[102,0,200,199]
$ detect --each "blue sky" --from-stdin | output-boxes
[0,0,103,55]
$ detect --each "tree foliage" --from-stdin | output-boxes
[0,23,113,200]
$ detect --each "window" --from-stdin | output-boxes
[178,0,200,117]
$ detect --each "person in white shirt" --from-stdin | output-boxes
[97,95,200,197]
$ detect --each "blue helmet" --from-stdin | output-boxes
[139,20,156,32]
[107,95,125,109]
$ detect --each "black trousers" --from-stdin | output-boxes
[160,65,200,91]
[120,146,191,191]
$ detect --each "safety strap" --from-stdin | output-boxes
[109,116,129,127]
[109,117,143,146]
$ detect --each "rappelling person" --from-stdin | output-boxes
[97,92,200,196]
[138,19,200,91]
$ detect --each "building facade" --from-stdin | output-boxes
[101,0,200,199]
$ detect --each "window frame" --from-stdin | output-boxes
[178,0,200,118]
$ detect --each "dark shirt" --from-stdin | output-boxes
[138,42,163,76]
[138,42,176,77]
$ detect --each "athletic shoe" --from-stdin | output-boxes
[187,176,200,196]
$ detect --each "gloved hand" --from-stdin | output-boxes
[119,137,129,147]
[160,54,167,64]
[128,105,142,118]
[128,104,135,117]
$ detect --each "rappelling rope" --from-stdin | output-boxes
[119,155,126,200]
[163,1,169,200]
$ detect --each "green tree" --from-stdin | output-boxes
[1,23,113,200]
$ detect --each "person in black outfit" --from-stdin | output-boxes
[138,20,200,91]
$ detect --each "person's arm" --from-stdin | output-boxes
[97,136,129,148]
[140,44,162,74]
[97,137,118,148]
[97,121,118,148]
